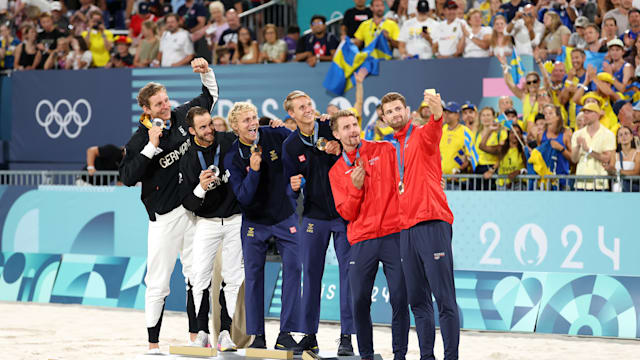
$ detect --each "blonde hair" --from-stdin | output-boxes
[212,115,229,131]
[209,1,225,15]
[283,90,311,112]
[142,20,157,36]
[137,82,167,109]
[466,9,482,23]
[228,102,258,128]
[330,109,357,132]
[263,23,278,38]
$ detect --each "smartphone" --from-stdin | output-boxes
[424,89,436,96]
[422,26,429,33]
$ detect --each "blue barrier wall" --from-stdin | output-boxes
[0,186,639,338]
[5,57,535,166]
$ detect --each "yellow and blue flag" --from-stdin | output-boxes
[507,49,525,85]
[323,34,391,95]
[463,127,478,171]
[556,46,606,73]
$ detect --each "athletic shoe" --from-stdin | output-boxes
[145,348,162,355]
[249,334,267,349]
[298,334,319,354]
[193,330,211,347]
[337,334,354,356]
[274,332,303,354]
[217,330,237,352]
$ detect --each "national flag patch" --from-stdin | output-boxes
[298,154,306,162]
[289,226,297,234]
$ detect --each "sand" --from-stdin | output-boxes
[1,301,638,360]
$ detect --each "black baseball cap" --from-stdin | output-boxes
[417,0,429,13]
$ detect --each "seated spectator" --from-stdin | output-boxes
[0,23,20,70]
[37,12,66,68]
[398,0,438,59]
[43,35,70,69]
[568,16,589,49]
[50,1,70,31]
[342,0,373,39]
[603,39,633,93]
[259,24,287,63]
[66,36,92,69]
[490,15,513,58]
[133,20,159,67]
[218,9,246,59]
[129,2,157,40]
[540,11,570,59]
[106,35,133,68]
[433,1,465,58]
[158,13,194,67]
[283,26,299,61]
[571,102,616,190]
[604,126,640,191]
[622,9,640,49]
[462,9,491,59]
[215,46,232,64]
[476,106,507,190]
[82,10,114,67]
[295,15,339,67]
[232,26,258,64]
[499,0,531,23]
[602,17,619,45]
[353,0,399,49]
[507,4,544,56]
[603,0,632,36]
[496,124,527,189]
[212,116,229,132]
[14,24,41,70]
[583,23,607,53]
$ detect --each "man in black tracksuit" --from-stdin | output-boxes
[179,106,244,351]
[119,58,218,353]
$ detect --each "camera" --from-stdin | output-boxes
[93,21,102,30]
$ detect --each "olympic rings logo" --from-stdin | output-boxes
[35,99,92,139]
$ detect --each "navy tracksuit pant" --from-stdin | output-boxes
[241,213,301,335]
[349,232,409,360]
[400,220,459,360]
[299,216,354,335]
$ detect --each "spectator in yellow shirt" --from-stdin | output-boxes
[353,0,399,50]
[440,101,474,189]
[475,106,507,190]
[496,124,528,189]
[82,10,114,67]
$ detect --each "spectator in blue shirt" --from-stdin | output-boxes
[295,15,339,67]
[499,0,531,23]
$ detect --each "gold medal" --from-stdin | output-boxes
[399,181,405,194]
[316,137,328,151]
[250,144,262,154]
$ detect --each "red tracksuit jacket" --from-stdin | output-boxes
[394,116,454,229]
[329,140,403,245]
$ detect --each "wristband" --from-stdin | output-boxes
[87,166,95,170]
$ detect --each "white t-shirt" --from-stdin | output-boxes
[398,17,439,59]
[159,29,195,67]
[509,18,545,56]
[66,51,93,70]
[433,18,466,57]
[463,26,492,58]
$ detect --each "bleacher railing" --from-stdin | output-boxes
[1,171,639,191]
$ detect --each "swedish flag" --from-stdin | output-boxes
[463,127,478,171]
[556,46,606,73]
[323,34,391,95]
[507,49,525,85]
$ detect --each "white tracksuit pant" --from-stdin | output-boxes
[145,205,196,328]
[192,214,244,318]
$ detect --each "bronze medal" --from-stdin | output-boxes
[399,181,405,194]
[250,144,262,154]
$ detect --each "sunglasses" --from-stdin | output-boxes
[311,21,324,26]
[526,79,539,85]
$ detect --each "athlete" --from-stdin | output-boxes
[381,91,459,360]
[179,106,243,352]
[223,102,302,353]
[281,90,354,355]
[119,58,218,353]
[328,109,410,360]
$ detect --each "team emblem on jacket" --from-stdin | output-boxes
[270,150,278,161]
[433,252,446,260]
[306,223,314,233]
[247,227,255,237]
[298,154,306,162]
[179,126,187,136]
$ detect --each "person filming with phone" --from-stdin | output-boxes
[398,0,437,59]
[81,10,114,67]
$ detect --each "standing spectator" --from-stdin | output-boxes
[571,102,616,190]
[398,0,439,59]
[568,16,589,49]
[218,9,246,58]
[475,106,507,190]
[583,23,608,52]
[603,38,633,92]
[540,11,570,59]
[231,26,258,64]
[500,57,543,130]
[295,15,339,67]
[462,9,491,58]
[259,24,287,63]
[178,0,209,61]
[50,1,70,31]
[602,17,619,45]
[604,126,640,191]
[353,0,399,49]
[499,0,531,23]
[507,4,545,56]
[461,101,479,133]
[43,36,70,69]
[69,0,101,33]
[14,24,41,70]
[490,15,513,58]
[439,101,473,183]
[66,36,92,69]
[203,1,229,47]
[604,0,632,36]
[433,1,465,58]
[82,10,114,67]
[622,8,640,49]
[106,35,134,68]
[538,104,573,181]
[158,13,195,67]
[134,20,160,67]
[129,2,157,40]
[0,23,20,70]
[496,124,528,189]
[37,12,66,69]
[342,0,373,38]
[283,26,299,61]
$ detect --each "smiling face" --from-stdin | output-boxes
[238,27,251,45]
[144,90,172,121]
[618,126,633,146]
[382,99,410,131]
[493,16,506,33]
[189,113,215,146]
[288,95,316,128]
[233,109,259,144]
[479,109,494,126]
